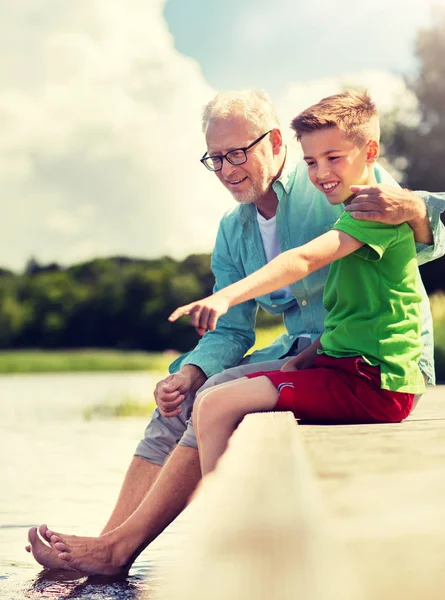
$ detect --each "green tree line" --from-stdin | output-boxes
[0,254,281,351]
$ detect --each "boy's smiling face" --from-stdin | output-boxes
[300,126,378,205]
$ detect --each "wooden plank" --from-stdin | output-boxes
[161,412,361,600]
[300,386,445,600]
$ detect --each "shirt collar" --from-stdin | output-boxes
[272,145,300,196]
[238,145,301,225]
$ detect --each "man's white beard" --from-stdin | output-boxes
[231,188,258,205]
[230,164,272,205]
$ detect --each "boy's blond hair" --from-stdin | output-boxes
[291,89,380,146]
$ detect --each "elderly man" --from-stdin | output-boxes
[28,90,445,574]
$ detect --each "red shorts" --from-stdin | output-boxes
[245,355,414,424]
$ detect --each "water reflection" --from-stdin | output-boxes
[0,372,185,600]
[23,567,153,600]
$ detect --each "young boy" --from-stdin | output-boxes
[169,90,425,476]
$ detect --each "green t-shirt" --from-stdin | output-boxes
[320,211,425,394]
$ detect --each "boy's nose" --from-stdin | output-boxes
[317,164,331,180]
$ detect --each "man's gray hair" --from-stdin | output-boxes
[202,90,281,135]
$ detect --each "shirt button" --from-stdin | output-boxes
[272,304,278,308]
[301,300,307,306]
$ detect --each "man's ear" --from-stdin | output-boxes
[270,128,283,155]
[366,139,379,163]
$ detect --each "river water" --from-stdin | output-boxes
[0,372,190,600]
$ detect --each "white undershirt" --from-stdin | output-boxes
[256,210,311,340]
[256,210,293,299]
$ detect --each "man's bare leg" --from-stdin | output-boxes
[42,445,201,575]
[27,456,162,569]
[100,456,162,534]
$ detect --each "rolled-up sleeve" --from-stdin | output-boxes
[169,222,256,378]
[414,191,445,265]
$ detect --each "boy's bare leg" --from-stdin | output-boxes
[195,376,279,475]
[41,445,201,575]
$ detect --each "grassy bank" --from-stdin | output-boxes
[0,349,178,374]
[0,328,284,374]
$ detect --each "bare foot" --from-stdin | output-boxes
[44,528,130,576]
[27,526,77,571]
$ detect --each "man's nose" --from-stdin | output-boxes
[220,157,237,178]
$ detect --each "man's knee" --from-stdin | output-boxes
[178,418,198,450]
[134,406,191,466]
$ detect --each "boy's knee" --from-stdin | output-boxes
[194,388,224,435]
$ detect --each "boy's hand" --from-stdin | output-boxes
[281,352,315,372]
[281,336,322,372]
[169,294,230,336]
[281,355,305,372]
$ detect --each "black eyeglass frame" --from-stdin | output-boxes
[200,130,272,171]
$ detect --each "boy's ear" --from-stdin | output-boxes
[366,139,379,163]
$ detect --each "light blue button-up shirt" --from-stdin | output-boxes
[170,151,445,384]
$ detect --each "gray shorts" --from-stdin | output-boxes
[134,338,311,465]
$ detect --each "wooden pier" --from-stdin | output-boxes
[161,386,445,600]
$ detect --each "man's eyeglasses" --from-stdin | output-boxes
[200,130,272,172]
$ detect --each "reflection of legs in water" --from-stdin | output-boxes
[39,445,201,575]
[194,376,279,475]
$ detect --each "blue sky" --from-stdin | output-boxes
[0,0,441,270]
[164,0,434,96]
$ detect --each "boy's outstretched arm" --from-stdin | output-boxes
[169,231,363,333]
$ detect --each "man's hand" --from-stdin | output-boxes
[154,365,207,418]
[345,185,432,244]
[169,294,230,336]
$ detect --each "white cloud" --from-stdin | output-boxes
[45,211,83,236]
[0,0,233,270]
[0,3,421,272]
[275,69,419,146]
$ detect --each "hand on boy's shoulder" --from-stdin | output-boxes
[345,185,422,225]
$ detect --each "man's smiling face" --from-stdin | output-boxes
[205,113,275,205]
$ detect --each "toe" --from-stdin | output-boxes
[58,552,72,562]
[25,545,31,553]
[54,542,69,553]
[28,527,38,544]
[50,534,61,544]
[39,524,50,540]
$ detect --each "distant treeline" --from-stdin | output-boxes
[0,254,284,351]
[0,252,444,352]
